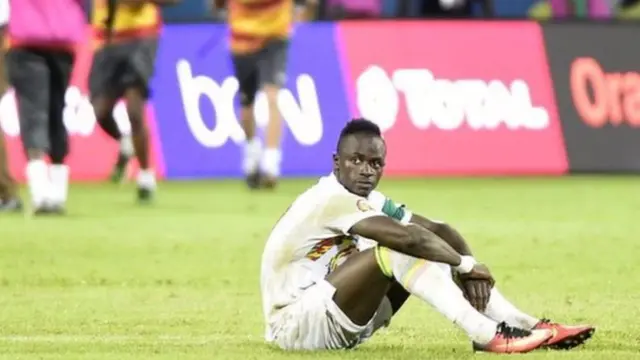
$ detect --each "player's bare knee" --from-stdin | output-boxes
[129,115,146,134]
[239,89,255,109]
[240,105,254,121]
[92,98,113,122]
[262,84,279,102]
[124,89,146,123]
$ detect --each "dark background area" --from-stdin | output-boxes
[140,0,640,22]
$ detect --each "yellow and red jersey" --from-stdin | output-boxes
[228,0,294,54]
[92,0,161,46]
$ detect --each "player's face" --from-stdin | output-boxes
[333,134,386,197]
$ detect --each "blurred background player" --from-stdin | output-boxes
[213,0,318,189]
[6,0,86,215]
[0,0,21,212]
[90,0,180,203]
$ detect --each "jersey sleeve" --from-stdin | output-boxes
[322,193,384,235]
[368,191,413,225]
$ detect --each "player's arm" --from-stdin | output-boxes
[409,214,473,256]
[325,194,490,285]
[375,195,474,257]
[324,194,473,270]
[410,213,494,310]
[369,194,493,310]
[349,216,467,268]
[325,195,463,266]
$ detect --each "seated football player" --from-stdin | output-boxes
[259,118,595,353]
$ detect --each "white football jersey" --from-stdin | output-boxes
[260,173,412,341]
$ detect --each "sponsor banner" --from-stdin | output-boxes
[338,21,568,175]
[0,28,164,182]
[151,23,349,179]
[543,23,640,172]
[1,21,570,181]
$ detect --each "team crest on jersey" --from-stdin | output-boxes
[357,199,373,212]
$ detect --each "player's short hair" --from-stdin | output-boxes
[336,118,382,152]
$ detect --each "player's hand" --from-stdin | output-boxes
[461,279,493,312]
[458,263,494,312]
[460,263,495,284]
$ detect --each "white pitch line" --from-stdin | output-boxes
[0,334,260,344]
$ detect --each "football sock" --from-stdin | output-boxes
[484,288,540,330]
[26,159,51,208]
[119,135,135,158]
[260,147,281,178]
[137,169,156,190]
[49,164,69,206]
[376,246,498,344]
[243,137,262,175]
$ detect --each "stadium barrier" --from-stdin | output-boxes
[1,21,638,182]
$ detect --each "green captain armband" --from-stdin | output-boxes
[381,198,410,223]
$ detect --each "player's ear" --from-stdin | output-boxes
[332,153,339,170]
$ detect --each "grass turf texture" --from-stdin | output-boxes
[1,176,639,359]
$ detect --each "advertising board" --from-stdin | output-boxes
[543,23,640,172]
[0,21,569,181]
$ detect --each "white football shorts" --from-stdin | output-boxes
[269,279,393,351]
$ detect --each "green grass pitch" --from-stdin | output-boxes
[1,176,639,359]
